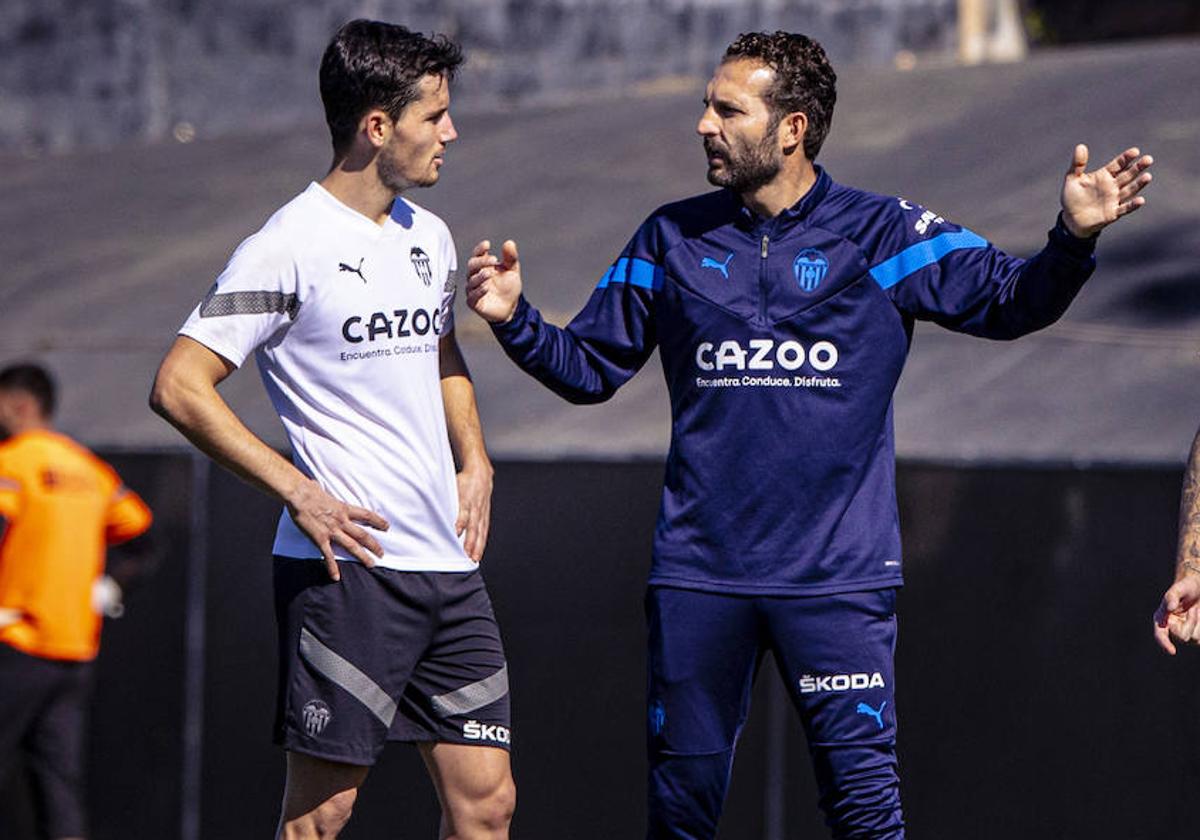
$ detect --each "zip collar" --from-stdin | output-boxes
[732,166,833,234]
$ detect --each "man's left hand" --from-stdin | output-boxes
[1060,144,1153,238]
[456,463,493,562]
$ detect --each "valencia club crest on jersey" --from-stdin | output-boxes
[410,247,433,286]
[793,249,828,293]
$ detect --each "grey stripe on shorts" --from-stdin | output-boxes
[299,627,397,727]
[430,664,510,718]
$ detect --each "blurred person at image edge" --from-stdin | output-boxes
[0,362,153,840]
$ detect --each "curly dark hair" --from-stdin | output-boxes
[0,362,56,418]
[320,19,464,157]
[723,32,838,161]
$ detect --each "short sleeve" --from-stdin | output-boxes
[177,232,301,367]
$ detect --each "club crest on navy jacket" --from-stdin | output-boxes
[494,167,1096,595]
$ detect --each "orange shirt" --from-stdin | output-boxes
[0,429,152,661]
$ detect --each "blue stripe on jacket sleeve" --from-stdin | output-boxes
[596,257,663,291]
[869,230,988,290]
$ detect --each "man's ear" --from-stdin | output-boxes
[779,111,808,155]
[361,109,393,150]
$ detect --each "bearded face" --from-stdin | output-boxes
[698,59,796,197]
[703,117,783,193]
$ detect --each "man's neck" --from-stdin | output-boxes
[740,161,818,219]
[4,419,49,438]
[320,164,398,226]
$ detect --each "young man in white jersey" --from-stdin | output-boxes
[150,20,514,840]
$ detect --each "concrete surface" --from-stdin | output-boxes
[0,38,1197,464]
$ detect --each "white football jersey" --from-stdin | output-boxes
[179,182,473,571]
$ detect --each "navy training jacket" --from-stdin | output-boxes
[493,167,1097,595]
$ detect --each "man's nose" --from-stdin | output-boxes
[696,108,718,137]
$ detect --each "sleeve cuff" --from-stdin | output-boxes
[1049,212,1099,258]
[176,329,247,369]
[490,295,532,340]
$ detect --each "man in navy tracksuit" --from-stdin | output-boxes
[467,32,1153,839]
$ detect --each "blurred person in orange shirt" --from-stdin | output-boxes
[0,362,152,840]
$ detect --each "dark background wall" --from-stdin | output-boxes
[3,456,1198,839]
[1023,0,1200,45]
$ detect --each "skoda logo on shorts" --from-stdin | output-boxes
[302,699,332,736]
[410,247,433,287]
[793,248,828,293]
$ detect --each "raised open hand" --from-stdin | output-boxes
[1060,144,1153,238]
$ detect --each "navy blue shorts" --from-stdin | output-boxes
[273,558,511,766]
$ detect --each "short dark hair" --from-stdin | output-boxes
[319,19,464,156]
[0,363,56,418]
[723,32,838,161]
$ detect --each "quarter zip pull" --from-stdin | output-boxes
[757,234,770,324]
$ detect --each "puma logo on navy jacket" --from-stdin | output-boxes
[492,167,1097,595]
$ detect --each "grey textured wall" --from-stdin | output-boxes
[0,0,955,152]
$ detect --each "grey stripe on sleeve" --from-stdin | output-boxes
[430,664,509,718]
[298,628,397,727]
[199,289,300,320]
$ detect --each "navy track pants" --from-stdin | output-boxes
[645,587,904,839]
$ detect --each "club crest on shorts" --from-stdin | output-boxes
[793,248,828,293]
[301,699,332,736]
[410,247,433,286]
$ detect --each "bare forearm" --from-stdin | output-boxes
[443,377,490,469]
[438,334,493,561]
[156,381,303,499]
[440,339,491,472]
[150,344,306,504]
[167,391,299,497]
[151,337,386,575]
[1175,427,1200,580]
